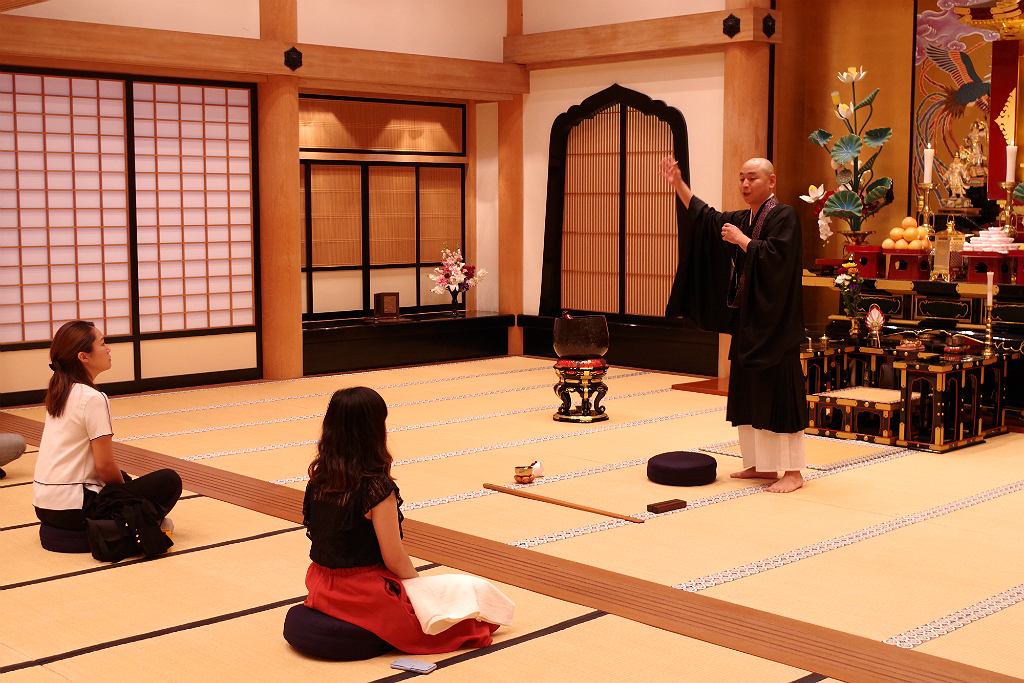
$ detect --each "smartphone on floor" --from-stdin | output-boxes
[390,658,437,674]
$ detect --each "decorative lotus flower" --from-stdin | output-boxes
[800,184,827,203]
[818,214,833,240]
[808,67,895,237]
[838,66,866,83]
[865,304,885,332]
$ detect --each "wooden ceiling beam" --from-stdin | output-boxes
[0,14,528,98]
[504,7,780,70]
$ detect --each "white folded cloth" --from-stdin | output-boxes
[401,574,515,636]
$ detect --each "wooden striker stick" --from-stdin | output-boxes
[483,483,644,523]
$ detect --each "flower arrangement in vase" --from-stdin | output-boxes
[804,66,896,244]
[429,246,486,317]
[834,266,865,338]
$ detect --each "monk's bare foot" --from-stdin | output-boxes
[730,467,779,480]
[767,471,804,493]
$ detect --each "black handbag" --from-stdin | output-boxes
[84,487,172,562]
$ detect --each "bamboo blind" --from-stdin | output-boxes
[368,166,416,265]
[560,103,676,316]
[418,166,462,261]
[561,105,621,314]
[624,106,676,316]
[299,98,462,154]
[310,165,361,267]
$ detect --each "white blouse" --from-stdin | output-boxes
[33,383,113,510]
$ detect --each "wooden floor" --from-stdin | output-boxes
[1,356,1022,683]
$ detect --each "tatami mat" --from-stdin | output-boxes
[3,356,1021,681]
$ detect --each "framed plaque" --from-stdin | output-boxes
[373,292,401,319]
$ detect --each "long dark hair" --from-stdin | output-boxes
[308,387,394,493]
[45,321,99,418]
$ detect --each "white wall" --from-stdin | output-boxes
[523,0,725,33]
[297,0,506,62]
[475,103,500,313]
[7,0,260,38]
[522,53,725,315]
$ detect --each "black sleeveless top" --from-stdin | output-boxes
[302,475,404,569]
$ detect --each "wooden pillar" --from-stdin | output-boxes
[718,0,772,378]
[722,0,772,208]
[499,0,525,355]
[257,0,302,379]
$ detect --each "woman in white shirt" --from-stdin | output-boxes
[33,320,182,531]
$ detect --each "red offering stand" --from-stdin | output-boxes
[844,245,885,279]
[962,253,1013,284]
[883,248,932,280]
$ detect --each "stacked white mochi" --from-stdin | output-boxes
[963,227,1014,254]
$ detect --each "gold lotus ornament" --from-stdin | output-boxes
[865,305,886,348]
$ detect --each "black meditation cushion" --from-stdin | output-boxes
[283,605,391,661]
[39,523,91,554]
[647,451,717,487]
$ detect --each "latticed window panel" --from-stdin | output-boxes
[561,105,620,314]
[299,98,463,155]
[559,103,677,317]
[310,165,361,267]
[419,166,463,262]
[368,166,416,265]
[0,73,131,343]
[625,107,677,316]
[133,82,253,332]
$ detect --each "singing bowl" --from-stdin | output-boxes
[552,316,609,359]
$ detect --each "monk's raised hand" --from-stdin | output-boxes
[658,156,680,183]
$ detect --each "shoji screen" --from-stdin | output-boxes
[561,105,620,314]
[1,69,259,400]
[557,101,677,317]
[624,107,676,317]
[132,82,254,332]
[0,73,131,343]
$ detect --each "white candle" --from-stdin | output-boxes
[987,271,994,307]
[1007,141,1018,183]
[923,144,934,184]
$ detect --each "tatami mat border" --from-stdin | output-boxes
[673,480,1024,592]
[884,584,1024,649]
[114,365,554,420]
[120,372,646,445]
[1,357,518,412]
[271,406,728,485]
[0,563,442,675]
[114,378,551,441]
[402,458,650,511]
[511,448,918,548]
[700,437,910,471]
[1,527,303,591]
[190,386,679,463]
[0,494,203,533]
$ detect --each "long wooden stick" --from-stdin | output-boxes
[483,483,644,523]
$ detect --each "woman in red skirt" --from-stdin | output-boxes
[302,386,498,654]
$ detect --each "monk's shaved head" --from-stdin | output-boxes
[738,158,776,207]
[742,158,775,177]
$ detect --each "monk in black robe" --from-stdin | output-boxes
[659,157,807,493]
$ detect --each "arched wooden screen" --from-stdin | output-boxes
[539,85,689,319]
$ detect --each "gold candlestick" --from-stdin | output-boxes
[982,304,995,359]
[997,181,1019,240]
[917,181,936,239]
